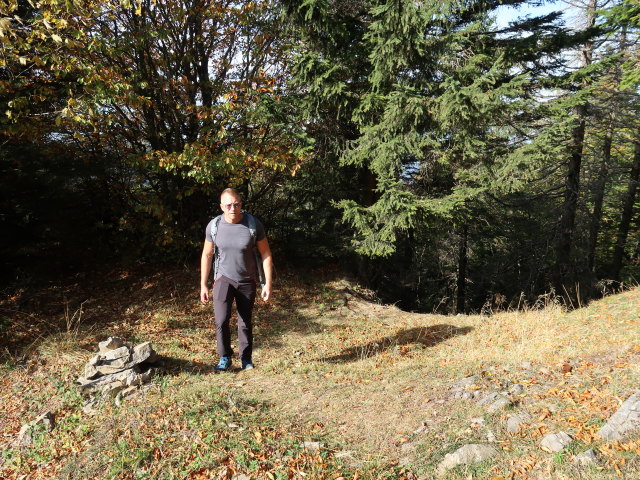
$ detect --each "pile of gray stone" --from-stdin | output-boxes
[15,338,161,446]
[76,337,161,405]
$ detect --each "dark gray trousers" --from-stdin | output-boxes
[213,275,256,362]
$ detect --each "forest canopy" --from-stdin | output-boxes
[1,0,639,312]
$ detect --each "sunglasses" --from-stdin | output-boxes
[222,202,242,210]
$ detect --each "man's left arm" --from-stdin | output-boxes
[256,238,273,302]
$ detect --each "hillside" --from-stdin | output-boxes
[1,265,639,479]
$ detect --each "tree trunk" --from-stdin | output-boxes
[611,138,640,281]
[556,115,586,285]
[555,0,597,287]
[456,224,468,314]
[587,120,613,273]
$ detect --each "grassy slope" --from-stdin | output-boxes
[1,265,639,479]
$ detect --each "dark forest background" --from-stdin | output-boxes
[2,0,639,313]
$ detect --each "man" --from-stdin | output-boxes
[200,188,273,371]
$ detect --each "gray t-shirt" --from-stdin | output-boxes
[205,214,266,283]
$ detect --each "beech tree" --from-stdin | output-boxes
[2,0,309,253]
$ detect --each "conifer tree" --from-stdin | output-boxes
[287,0,580,246]
[284,0,591,309]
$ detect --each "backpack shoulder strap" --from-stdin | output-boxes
[243,212,265,287]
[244,212,257,244]
[210,214,223,243]
[211,215,223,280]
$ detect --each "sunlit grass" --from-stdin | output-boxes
[1,266,639,479]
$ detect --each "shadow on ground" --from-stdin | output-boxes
[160,356,258,376]
[320,324,473,363]
[159,356,214,375]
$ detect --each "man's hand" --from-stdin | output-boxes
[200,240,214,304]
[256,238,273,304]
[200,285,210,304]
[261,285,271,302]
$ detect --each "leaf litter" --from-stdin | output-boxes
[1,265,640,479]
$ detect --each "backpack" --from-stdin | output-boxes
[210,212,265,288]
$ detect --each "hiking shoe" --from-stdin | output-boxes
[242,360,254,370]
[215,356,232,371]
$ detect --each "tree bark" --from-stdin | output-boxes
[556,115,585,285]
[456,224,468,314]
[611,138,640,281]
[587,120,612,273]
[554,0,597,287]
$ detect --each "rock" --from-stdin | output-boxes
[115,386,139,407]
[487,396,512,413]
[460,390,481,400]
[100,345,131,364]
[94,362,131,375]
[35,411,55,431]
[132,342,158,364]
[102,382,127,398]
[453,375,478,388]
[598,391,640,441]
[84,372,146,400]
[508,383,525,396]
[299,441,323,451]
[477,392,501,407]
[500,379,513,389]
[540,431,573,452]
[77,339,159,401]
[98,337,126,354]
[17,424,33,446]
[450,376,483,400]
[506,412,532,434]
[573,449,598,466]
[101,345,130,361]
[16,411,55,446]
[413,424,428,434]
[78,367,135,393]
[82,399,99,415]
[437,444,498,473]
[84,362,100,379]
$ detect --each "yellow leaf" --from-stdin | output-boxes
[0,17,12,37]
[51,33,62,43]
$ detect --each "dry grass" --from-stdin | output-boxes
[242,281,640,460]
[1,265,639,479]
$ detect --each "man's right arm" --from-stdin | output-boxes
[200,240,214,303]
